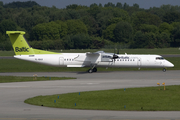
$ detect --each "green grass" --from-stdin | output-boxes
[0,57,178,72]
[25,85,180,111]
[0,59,89,72]
[0,51,15,56]
[0,76,76,83]
[1,48,180,56]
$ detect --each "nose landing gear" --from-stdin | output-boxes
[163,68,166,72]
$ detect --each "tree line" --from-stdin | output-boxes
[0,1,180,51]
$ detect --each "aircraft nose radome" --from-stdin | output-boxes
[170,63,174,67]
[166,61,174,67]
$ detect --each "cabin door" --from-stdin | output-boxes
[59,57,64,65]
[137,58,141,67]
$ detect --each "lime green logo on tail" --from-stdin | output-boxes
[15,47,29,52]
[6,31,60,55]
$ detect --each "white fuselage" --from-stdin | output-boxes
[14,53,174,68]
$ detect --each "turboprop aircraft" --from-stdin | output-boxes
[6,31,174,73]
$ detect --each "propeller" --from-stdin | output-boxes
[111,48,119,62]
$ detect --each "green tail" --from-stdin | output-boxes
[6,31,58,55]
[6,31,34,55]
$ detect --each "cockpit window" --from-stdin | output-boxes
[156,57,164,60]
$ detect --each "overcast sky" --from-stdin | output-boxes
[1,0,180,9]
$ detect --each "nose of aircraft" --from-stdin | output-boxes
[165,61,174,67]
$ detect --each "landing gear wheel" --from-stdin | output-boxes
[88,69,93,73]
[93,67,97,72]
[163,68,166,72]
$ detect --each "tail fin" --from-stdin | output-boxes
[6,31,58,55]
[6,31,34,55]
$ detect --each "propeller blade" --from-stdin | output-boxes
[113,54,119,59]
[111,47,119,63]
[111,54,119,63]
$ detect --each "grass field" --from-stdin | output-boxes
[0,57,178,72]
[1,48,180,56]
[0,76,76,83]
[24,85,180,111]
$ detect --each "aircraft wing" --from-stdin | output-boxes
[74,51,114,63]
[74,51,101,62]
[86,51,104,55]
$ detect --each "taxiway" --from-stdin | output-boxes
[0,71,180,120]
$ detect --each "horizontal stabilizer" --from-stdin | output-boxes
[6,31,25,35]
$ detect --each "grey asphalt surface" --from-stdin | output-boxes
[0,71,180,120]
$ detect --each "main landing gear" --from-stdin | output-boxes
[88,65,97,73]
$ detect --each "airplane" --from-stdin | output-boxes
[6,31,174,73]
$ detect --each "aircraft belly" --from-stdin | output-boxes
[97,61,138,67]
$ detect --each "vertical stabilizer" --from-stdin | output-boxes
[7,31,59,55]
[6,31,34,55]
